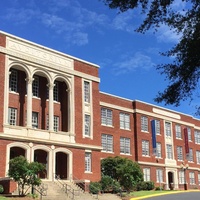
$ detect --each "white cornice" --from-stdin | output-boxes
[0,133,102,151]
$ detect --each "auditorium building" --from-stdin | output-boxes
[0,31,200,192]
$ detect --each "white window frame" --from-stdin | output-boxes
[189,172,195,185]
[101,134,113,153]
[141,116,148,132]
[188,127,192,141]
[195,130,200,144]
[177,146,183,161]
[166,144,173,159]
[155,120,160,135]
[32,112,38,129]
[165,122,172,137]
[84,114,91,137]
[101,108,112,126]
[84,81,90,103]
[54,116,59,132]
[189,148,193,162]
[156,169,163,183]
[196,151,200,164]
[8,107,17,125]
[156,142,162,158]
[32,76,39,97]
[179,171,185,184]
[143,168,150,182]
[120,113,130,130]
[198,173,200,185]
[85,152,91,172]
[120,137,130,155]
[176,124,182,139]
[53,81,59,101]
[142,140,149,156]
[9,69,18,92]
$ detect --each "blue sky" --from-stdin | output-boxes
[0,0,197,117]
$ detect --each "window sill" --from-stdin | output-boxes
[101,124,114,128]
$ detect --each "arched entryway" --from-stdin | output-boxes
[10,147,26,159]
[168,171,174,190]
[34,149,48,179]
[55,152,68,179]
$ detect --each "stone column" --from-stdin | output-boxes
[47,83,54,131]
[26,77,34,128]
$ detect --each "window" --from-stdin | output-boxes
[155,120,160,135]
[165,122,171,137]
[198,174,200,185]
[54,116,59,132]
[53,81,59,101]
[189,172,195,184]
[196,151,200,164]
[143,168,150,181]
[141,116,148,132]
[156,142,162,158]
[85,152,91,172]
[120,137,130,154]
[9,69,18,92]
[101,108,112,126]
[194,130,200,144]
[85,114,91,136]
[101,134,113,152]
[166,144,173,159]
[188,127,192,141]
[32,76,39,97]
[179,171,185,184]
[189,148,193,162]
[32,112,38,128]
[176,125,182,139]
[142,140,149,156]
[84,81,90,103]
[177,146,183,161]
[120,113,130,130]
[156,169,163,183]
[8,108,17,125]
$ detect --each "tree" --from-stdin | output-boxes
[8,156,45,196]
[101,156,143,191]
[102,0,200,113]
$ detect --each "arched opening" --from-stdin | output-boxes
[10,147,26,159]
[168,171,174,190]
[34,149,48,179]
[32,71,49,130]
[9,67,27,127]
[53,78,69,132]
[55,152,68,179]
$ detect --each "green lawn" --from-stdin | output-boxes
[0,196,7,200]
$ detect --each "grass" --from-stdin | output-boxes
[0,196,7,200]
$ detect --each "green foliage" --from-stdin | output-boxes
[101,156,143,192]
[8,156,45,196]
[101,175,121,193]
[143,181,155,190]
[135,181,155,191]
[89,182,102,194]
[0,185,4,193]
[102,0,200,114]
[155,186,163,191]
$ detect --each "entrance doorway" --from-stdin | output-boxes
[168,172,174,190]
[55,152,68,179]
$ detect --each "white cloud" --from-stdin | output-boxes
[156,24,181,43]
[113,52,155,75]
[112,10,136,33]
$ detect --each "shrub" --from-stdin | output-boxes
[145,181,155,190]
[0,185,4,193]
[155,186,163,191]
[89,182,101,194]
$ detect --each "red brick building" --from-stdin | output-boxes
[0,31,200,192]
